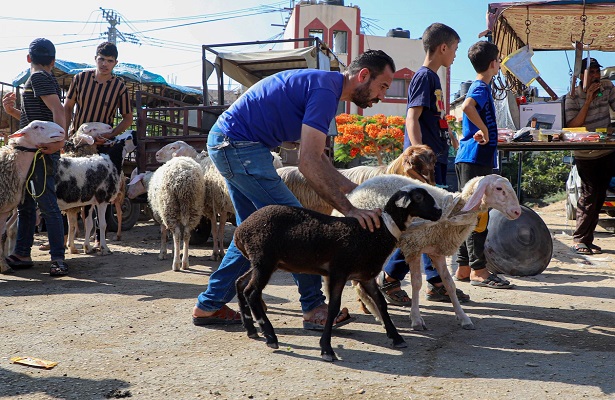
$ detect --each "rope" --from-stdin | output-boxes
[25,149,47,199]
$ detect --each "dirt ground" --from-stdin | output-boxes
[1,199,614,400]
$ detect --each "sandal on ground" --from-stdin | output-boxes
[49,260,69,277]
[588,244,603,254]
[303,306,355,331]
[192,305,242,326]
[426,283,470,303]
[376,271,411,307]
[5,254,34,269]
[453,275,470,282]
[572,243,593,255]
[470,273,513,289]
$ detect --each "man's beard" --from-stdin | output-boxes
[351,81,379,108]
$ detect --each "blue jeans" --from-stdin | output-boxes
[15,153,65,261]
[195,131,326,313]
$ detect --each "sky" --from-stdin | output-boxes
[1,0,615,100]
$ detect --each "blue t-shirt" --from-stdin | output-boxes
[455,80,498,168]
[215,69,344,149]
[405,66,449,164]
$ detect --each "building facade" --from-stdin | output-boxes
[282,0,451,118]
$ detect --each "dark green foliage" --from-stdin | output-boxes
[500,150,572,199]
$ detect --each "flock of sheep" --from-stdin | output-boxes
[0,121,523,362]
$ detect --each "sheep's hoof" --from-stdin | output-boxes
[392,338,407,348]
[158,254,167,260]
[1,266,15,275]
[69,247,80,254]
[181,264,190,271]
[247,331,259,339]
[99,247,111,256]
[461,321,475,330]
[321,352,338,362]
[84,246,95,254]
[411,320,427,331]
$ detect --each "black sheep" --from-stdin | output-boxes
[234,185,442,362]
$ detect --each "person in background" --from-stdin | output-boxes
[192,50,395,327]
[1,38,68,276]
[565,57,615,255]
[61,41,132,250]
[453,40,513,288]
[376,23,470,306]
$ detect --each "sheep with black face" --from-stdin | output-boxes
[233,184,445,362]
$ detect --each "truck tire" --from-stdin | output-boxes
[106,198,141,232]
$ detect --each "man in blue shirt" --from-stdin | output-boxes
[192,50,395,329]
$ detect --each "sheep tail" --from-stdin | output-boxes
[352,281,384,323]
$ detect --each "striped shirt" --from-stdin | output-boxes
[66,70,131,136]
[565,80,615,159]
[19,70,61,129]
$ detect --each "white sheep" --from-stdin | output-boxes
[55,130,136,255]
[340,174,522,331]
[146,156,205,271]
[278,145,436,215]
[234,185,444,362]
[154,140,282,261]
[0,121,66,274]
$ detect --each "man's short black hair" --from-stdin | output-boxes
[96,42,119,59]
[580,57,602,74]
[347,49,396,79]
[422,23,460,54]
[468,41,500,73]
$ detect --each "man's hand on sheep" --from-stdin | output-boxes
[345,206,382,232]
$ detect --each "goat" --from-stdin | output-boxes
[234,185,445,362]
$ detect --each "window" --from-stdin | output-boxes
[308,29,323,42]
[332,30,347,53]
[386,78,409,98]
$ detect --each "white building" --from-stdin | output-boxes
[282,0,452,118]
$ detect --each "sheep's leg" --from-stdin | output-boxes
[82,207,95,254]
[0,213,13,274]
[114,199,122,241]
[158,224,168,260]
[243,262,278,348]
[208,216,219,261]
[429,254,474,330]
[180,227,191,270]
[66,209,80,254]
[407,255,427,330]
[171,226,182,271]
[236,269,259,339]
[96,203,111,255]
[216,212,228,260]
[4,209,18,258]
[358,279,406,348]
[320,275,347,362]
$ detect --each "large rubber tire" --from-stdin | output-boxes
[106,198,141,232]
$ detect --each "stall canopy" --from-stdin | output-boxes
[488,1,615,54]
[13,60,203,105]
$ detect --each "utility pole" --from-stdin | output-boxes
[100,7,121,44]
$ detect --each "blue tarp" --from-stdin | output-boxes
[13,59,203,101]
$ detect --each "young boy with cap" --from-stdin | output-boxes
[1,38,68,276]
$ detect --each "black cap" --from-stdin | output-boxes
[29,38,56,57]
[581,57,602,73]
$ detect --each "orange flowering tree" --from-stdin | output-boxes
[446,114,462,138]
[334,113,405,165]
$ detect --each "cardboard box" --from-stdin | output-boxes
[519,101,564,130]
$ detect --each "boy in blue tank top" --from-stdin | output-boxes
[454,40,513,289]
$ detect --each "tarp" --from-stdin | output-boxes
[12,59,203,104]
[213,46,335,88]
[488,1,615,53]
